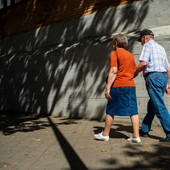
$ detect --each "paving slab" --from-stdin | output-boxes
[0,114,170,170]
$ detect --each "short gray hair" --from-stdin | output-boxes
[146,35,154,40]
[113,34,128,48]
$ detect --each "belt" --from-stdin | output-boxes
[145,72,166,78]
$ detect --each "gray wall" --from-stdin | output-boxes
[0,0,170,125]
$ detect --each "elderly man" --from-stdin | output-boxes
[134,29,170,141]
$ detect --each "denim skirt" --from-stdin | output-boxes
[106,87,138,116]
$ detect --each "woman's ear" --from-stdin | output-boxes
[113,41,118,50]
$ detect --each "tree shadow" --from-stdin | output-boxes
[0,110,50,135]
[93,123,161,141]
[0,1,149,120]
[93,125,130,139]
[47,116,88,170]
[100,143,170,170]
[0,0,145,39]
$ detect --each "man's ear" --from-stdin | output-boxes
[144,35,147,42]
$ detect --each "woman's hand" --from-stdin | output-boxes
[105,87,111,100]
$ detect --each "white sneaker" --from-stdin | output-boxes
[127,136,141,143]
[94,132,109,141]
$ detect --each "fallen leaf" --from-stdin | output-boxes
[0,140,3,142]
[101,149,107,152]
[35,139,41,142]
[144,145,148,147]
[49,161,52,163]
[20,142,24,144]
[73,131,76,133]
[141,149,146,152]
[40,158,45,160]
[45,131,49,133]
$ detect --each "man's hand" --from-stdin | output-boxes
[166,84,170,95]
[105,88,111,100]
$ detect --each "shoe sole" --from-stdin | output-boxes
[127,138,141,143]
[94,136,109,141]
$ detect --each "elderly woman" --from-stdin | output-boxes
[94,34,141,143]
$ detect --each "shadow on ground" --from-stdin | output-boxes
[0,111,50,135]
[1,114,170,170]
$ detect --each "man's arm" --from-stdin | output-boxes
[105,67,118,100]
[166,67,170,95]
[134,61,148,78]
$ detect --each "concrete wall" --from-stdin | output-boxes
[0,0,170,125]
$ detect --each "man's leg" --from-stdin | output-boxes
[146,73,170,137]
[102,114,114,136]
[130,114,140,138]
[141,99,155,133]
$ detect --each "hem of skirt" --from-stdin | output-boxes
[106,112,138,116]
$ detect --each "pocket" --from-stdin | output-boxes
[117,87,128,94]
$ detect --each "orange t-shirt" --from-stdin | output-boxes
[110,49,136,87]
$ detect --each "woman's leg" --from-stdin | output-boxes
[130,115,140,138]
[102,114,114,136]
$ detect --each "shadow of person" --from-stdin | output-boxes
[93,125,129,139]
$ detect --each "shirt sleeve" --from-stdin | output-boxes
[139,44,150,63]
[110,51,118,68]
[165,57,170,68]
[134,59,137,70]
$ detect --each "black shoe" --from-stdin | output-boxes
[159,137,170,142]
[139,129,149,137]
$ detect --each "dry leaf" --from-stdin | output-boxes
[144,145,148,147]
[0,140,3,142]
[73,131,76,133]
[101,149,107,152]
[141,149,146,152]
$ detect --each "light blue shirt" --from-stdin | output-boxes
[139,40,170,75]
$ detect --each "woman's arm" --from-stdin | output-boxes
[134,61,148,78]
[105,67,118,100]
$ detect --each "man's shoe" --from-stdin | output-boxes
[94,132,109,141]
[159,137,170,142]
[127,136,141,143]
[139,129,149,137]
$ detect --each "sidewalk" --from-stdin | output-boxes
[0,113,170,170]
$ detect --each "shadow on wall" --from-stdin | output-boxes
[0,0,149,119]
[0,0,146,39]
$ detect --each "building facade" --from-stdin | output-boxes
[0,0,170,125]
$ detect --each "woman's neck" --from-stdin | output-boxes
[116,47,124,50]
